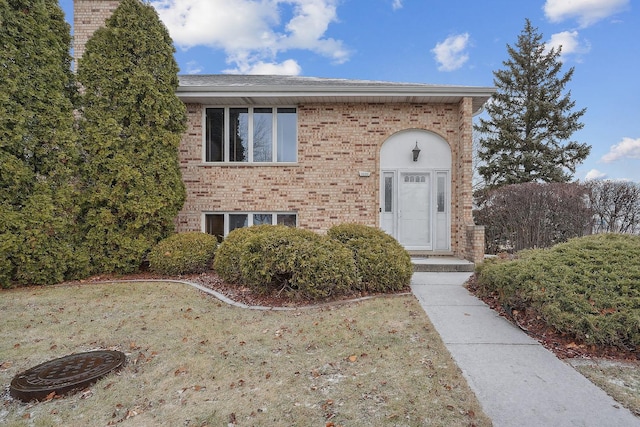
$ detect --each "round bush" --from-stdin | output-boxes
[148,232,218,275]
[213,225,274,283]
[328,223,413,292]
[239,226,360,300]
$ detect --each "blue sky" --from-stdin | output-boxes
[59,0,639,182]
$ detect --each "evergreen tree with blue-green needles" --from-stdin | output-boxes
[475,19,590,188]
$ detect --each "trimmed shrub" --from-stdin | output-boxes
[239,226,359,300]
[328,223,412,292]
[477,234,640,349]
[213,225,275,283]
[148,232,218,275]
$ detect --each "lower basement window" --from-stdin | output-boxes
[204,212,297,241]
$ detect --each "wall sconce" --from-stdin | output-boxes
[412,141,421,162]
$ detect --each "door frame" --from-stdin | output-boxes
[380,168,450,251]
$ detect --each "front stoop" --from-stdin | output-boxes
[411,256,475,272]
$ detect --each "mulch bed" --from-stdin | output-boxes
[72,270,411,309]
[465,274,639,362]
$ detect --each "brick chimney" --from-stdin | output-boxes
[73,0,120,68]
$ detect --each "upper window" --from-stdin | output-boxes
[205,107,297,163]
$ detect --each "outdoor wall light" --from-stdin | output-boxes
[412,141,421,162]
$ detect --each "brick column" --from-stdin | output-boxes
[466,225,485,265]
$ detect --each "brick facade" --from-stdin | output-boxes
[177,101,479,261]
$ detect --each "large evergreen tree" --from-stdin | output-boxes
[0,0,85,287]
[77,0,187,273]
[475,19,590,188]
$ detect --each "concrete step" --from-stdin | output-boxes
[411,257,475,272]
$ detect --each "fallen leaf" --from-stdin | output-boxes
[174,367,188,376]
[348,355,357,362]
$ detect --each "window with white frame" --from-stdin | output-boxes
[204,212,297,240]
[205,107,297,163]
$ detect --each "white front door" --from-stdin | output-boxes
[399,172,431,249]
[380,169,449,251]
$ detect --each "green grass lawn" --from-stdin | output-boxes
[1,281,490,426]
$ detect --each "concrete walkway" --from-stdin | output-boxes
[411,272,639,427]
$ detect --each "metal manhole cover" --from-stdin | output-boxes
[10,350,125,402]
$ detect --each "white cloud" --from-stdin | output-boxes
[392,0,403,10]
[184,60,203,74]
[585,169,607,180]
[151,0,349,74]
[544,0,629,27]
[279,0,350,63]
[545,31,591,60]
[432,33,470,72]
[601,137,640,163]
[224,58,302,75]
